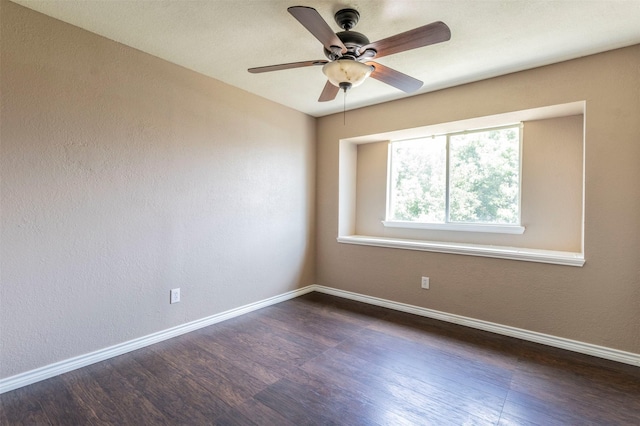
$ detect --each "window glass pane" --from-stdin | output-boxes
[389,137,447,222]
[449,127,520,224]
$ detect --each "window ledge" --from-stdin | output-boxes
[337,235,585,267]
[382,221,525,234]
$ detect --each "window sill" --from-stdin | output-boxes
[337,235,585,267]
[382,221,525,234]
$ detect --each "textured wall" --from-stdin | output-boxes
[317,45,640,354]
[0,2,315,379]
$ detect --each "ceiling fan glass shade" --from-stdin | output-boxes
[322,60,373,88]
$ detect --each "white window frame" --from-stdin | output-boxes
[383,124,525,235]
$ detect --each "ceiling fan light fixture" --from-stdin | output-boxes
[322,59,373,89]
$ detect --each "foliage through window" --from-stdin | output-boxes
[387,124,521,226]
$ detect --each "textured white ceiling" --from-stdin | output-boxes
[11,0,640,117]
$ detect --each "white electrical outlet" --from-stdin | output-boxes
[170,288,181,304]
[421,277,430,289]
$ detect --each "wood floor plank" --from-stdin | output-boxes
[367,308,522,371]
[271,365,478,426]
[214,312,332,362]
[248,301,365,347]
[84,358,171,424]
[336,327,514,398]
[150,337,268,406]
[0,397,8,425]
[507,368,640,424]
[188,331,288,385]
[294,292,393,327]
[499,389,602,425]
[0,384,52,425]
[111,349,231,423]
[515,346,640,399]
[190,314,326,381]
[255,370,390,426]
[214,397,299,426]
[60,367,130,425]
[18,375,93,425]
[304,347,505,425]
[282,366,406,425]
[307,348,498,425]
[253,379,340,425]
[368,313,519,378]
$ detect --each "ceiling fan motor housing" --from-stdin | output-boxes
[322,8,372,60]
[324,31,371,60]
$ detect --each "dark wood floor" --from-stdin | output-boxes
[2,292,639,425]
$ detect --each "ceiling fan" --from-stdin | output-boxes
[248,6,451,102]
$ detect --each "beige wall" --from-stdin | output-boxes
[317,45,640,354]
[1,0,638,382]
[0,2,315,379]
[355,115,584,252]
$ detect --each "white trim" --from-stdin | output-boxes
[0,286,314,394]
[382,221,525,234]
[310,285,640,367]
[337,235,585,267]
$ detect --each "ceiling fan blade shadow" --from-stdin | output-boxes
[248,60,327,73]
[367,62,423,93]
[318,80,339,102]
[362,21,451,59]
[288,6,347,53]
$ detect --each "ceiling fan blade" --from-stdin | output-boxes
[367,61,423,93]
[318,80,340,102]
[288,6,347,54]
[362,21,451,59]
[248,60,328,74]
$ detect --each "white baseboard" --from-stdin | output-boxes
[309,284,640,367]
[0,286,315,394]
[2,284,637,394]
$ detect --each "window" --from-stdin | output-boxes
[385,124,522,233]
[339,102,585,265]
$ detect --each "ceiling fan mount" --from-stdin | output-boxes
[334,8,360,31]
[248,6,451,102]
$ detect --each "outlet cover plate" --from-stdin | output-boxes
[421,277,430,289]
[170,288,181,304]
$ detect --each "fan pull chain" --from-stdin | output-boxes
[343,88,347,125]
